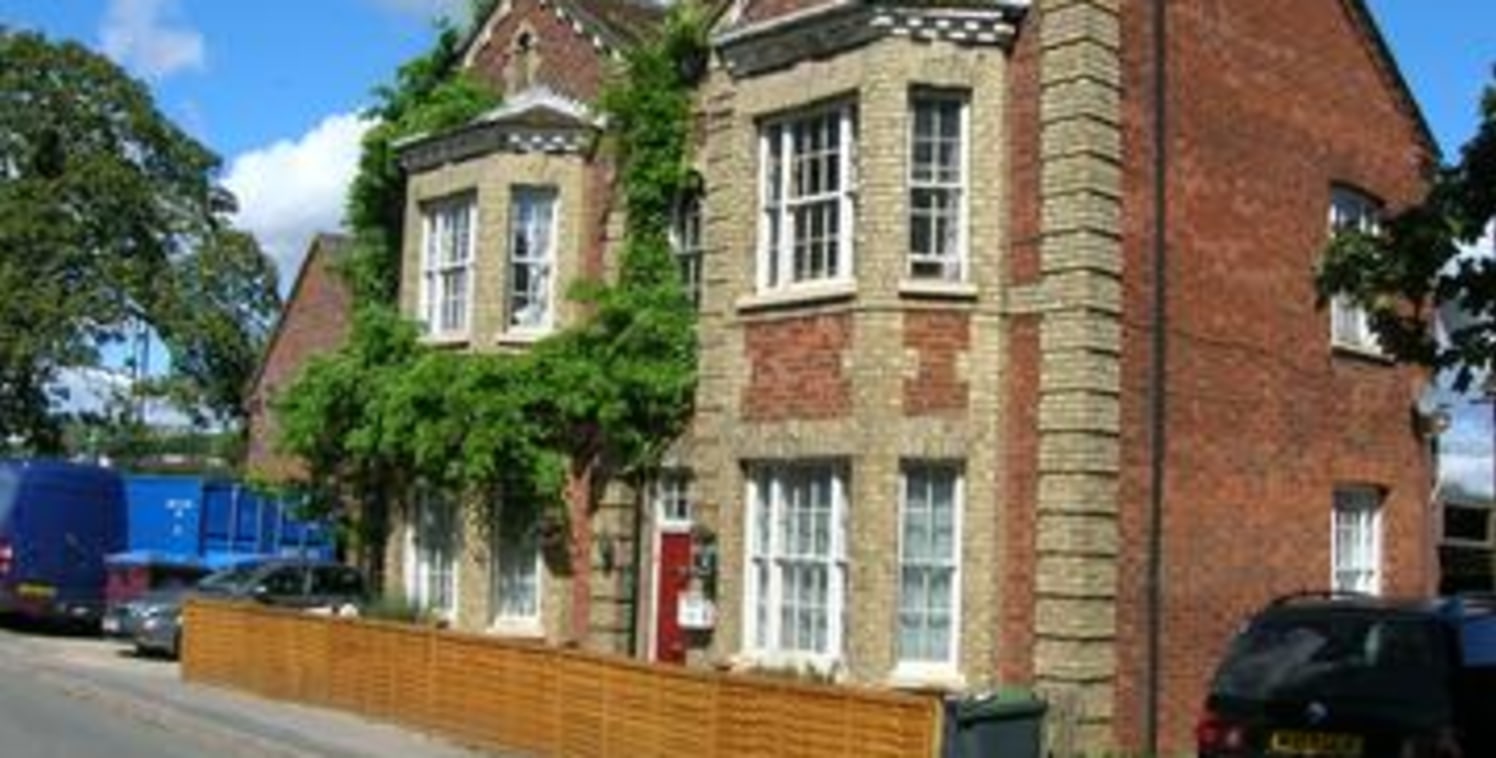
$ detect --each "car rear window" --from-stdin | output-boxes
[1213,612,1450,706]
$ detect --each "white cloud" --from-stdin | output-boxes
[223,112,373,289]
[99,0,205,80]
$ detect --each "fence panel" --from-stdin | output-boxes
[182,602,941,757]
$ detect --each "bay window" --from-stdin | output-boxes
[420,194,475,337]
[908,91,968,282]
[745,463,848,665]
[758,103,857,292]
[897,463,962,669]
[507,186,557,331]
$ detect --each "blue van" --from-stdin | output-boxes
[0,460,126,625]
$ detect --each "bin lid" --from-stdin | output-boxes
[954,691,1047,722]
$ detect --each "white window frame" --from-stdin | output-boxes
[1331,486,1383,595]
[895,463,963,678]
[655,470,694,534]
[406,490,459,622]
[670,191,705,309]
[506,185,559,334]
[419,194,476,338]
[490,503,542,635]
[907,90,970,283]
[742,462,848,671]
[756,103,857,293]
[1327,187,1383,353]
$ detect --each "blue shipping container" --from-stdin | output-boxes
[0,460,126,623]
[122,476,204,557]
[122,476,333,564]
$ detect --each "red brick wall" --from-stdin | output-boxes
[1112,1,1434,750]
[997,12,1043,686]
[742,314,852,422]
[903,311,970,416]
[466,0,610,102]
[246,247,354,482]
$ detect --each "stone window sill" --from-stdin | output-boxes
[488,618,544,638]
[421,333,471,349]
[887,663,966,692]
[736,281,857,314]
[1331,341,1393,364]
[496,329,551,347]
[898,279,978,301]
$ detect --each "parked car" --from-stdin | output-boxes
[130,558,366,658]
[1197,592,1496,758]
[101,552,211,639]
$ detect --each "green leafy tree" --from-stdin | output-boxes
[1318,74,1496,387]
[0,29,280,449]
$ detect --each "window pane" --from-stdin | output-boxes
[509,188,557,329]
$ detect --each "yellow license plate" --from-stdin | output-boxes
[1269,730,1364,757]
[16,583,56,599]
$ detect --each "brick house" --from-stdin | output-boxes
[384,0,1437,751]
[246,233,354,482]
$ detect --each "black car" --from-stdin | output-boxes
[1198,592,1496,758]
[130,558,366,658]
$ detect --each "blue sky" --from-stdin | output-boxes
[3,0,1495,486]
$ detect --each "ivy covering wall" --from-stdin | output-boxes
[272,3,708,583]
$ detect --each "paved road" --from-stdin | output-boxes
[0,622,496,757]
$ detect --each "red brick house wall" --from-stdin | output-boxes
[465,0,612,102]
[245,236,354,482]
[903,311,971,417]
[1109,0,1435,750]
[998,10,1043,687]
[742,314,853,422]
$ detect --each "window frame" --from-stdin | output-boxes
[1442,503,1493,547]
[742,462,849,671]
[894,462,964,677]
[1327,186,1384,354]
[654,470,694,534]
[756,101,858,294]
[489,502,542,635]
[406,490,459,622]
[906,89,970,284]
[506,185,560,335]
[419,193,477,339]
[670,190,705,309]
[1331,485,1384,595]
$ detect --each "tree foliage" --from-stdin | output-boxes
[1318,74,1496,388]
[274,5,707,537]
[0,28,280,449]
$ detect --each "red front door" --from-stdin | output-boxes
[654,531,692,664]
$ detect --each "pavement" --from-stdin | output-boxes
[0,622,505,757]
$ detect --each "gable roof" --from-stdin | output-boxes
[460,0,668,62]
[245,233,351,401]
[1342,0,1439,157]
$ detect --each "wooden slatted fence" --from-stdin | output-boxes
[181,601,943,757]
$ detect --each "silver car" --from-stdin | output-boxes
[130,559,365,659]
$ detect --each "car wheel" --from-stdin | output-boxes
[170,630,182,660]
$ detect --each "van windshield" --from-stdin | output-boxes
[1213,613,1451,711]
[0,467,17,526]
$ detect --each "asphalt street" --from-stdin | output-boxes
[0,622,494,757]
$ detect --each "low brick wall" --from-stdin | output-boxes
[182,601,942,757]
